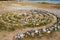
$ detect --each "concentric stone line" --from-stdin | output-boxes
[0,9,57,40]
[13,24,59,40]
[12,10,57,40]
[0,9,57,27]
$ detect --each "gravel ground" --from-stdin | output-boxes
[0,5,60,17]
[38,8,60,17]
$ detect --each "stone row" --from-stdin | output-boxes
[0,10,54,26]
[14,24,60,40]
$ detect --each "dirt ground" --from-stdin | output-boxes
[0,1,60,40]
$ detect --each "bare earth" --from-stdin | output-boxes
[0,2,60,40]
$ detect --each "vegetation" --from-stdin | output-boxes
[0,10,57,31]
[41,2,52,4]
[57,17,60,22]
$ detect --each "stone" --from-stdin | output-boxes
[35,30,38,34]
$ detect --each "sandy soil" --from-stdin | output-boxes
[0,2,60,40]
[0,2,60,17]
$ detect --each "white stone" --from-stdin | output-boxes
[25,22,27,24]
[24,13,27,16]
[31,33,35,36]
[42,28,46,32]
[49,27,53,31]
[34,12,37,14]
[26,32,30,35]
[47,31,51,33]
[20,34,25,38]
[36,23,39,25]
[35,30,38,33]
[17,34,25,38]
[54,25,57,27]
[17,36,21,38]
[58,26,60,28]
[55,28,57,31]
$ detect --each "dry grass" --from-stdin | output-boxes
[0,1,60,9]
[0,1,59,40]
[51,5,60,9]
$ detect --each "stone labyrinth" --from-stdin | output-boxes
[0,9,57,30]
